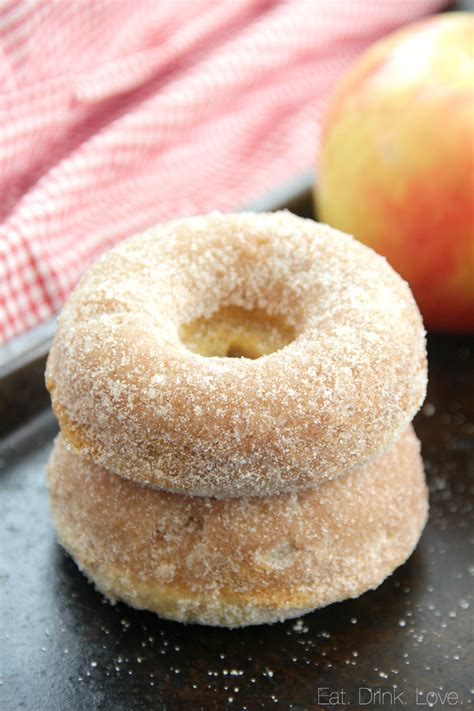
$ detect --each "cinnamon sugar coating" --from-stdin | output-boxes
[47,427,428,627]
[46,211,427,497]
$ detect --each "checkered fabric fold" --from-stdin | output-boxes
[0,0,445,343]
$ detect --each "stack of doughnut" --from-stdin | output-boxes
[46,211,428,627]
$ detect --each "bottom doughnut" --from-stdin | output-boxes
[46,427,427,627]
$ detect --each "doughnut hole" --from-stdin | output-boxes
[179,305,296,359]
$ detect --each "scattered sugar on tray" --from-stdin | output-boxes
[292,619,308,633]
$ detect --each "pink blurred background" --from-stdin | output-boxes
[1,0,446,347]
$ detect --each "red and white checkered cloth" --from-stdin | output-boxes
[0,0,445,344]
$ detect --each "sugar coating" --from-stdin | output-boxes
[46,211,427,497]
[47,427,428,627]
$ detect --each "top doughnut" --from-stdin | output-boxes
[46,211,427,498]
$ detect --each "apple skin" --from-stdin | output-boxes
[317,12,474,332]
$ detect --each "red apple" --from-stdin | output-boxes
[317,12,474,332]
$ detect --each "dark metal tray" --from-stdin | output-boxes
[1,196,473,710]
